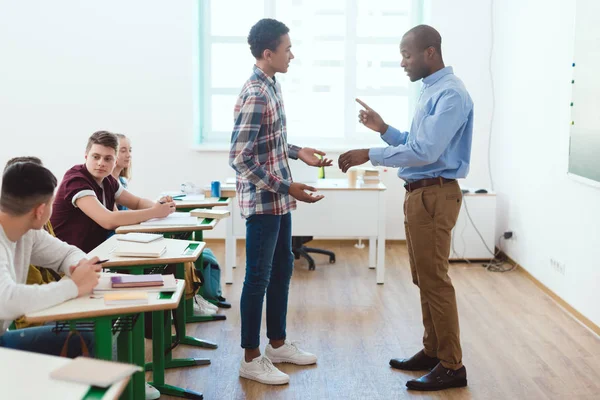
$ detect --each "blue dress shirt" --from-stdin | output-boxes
[368,66,474,183]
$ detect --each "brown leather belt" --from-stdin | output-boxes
[404,177,456,192]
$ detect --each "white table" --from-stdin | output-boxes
[230,178,388,284]
[0,346,129,400]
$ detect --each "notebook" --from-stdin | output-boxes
[50,357,142,388]
[111,274,163,288]
[104,291,148,305]
[190,208,230,219]
[140,213,199,226]
[115,233,164,243]
[112,241,167,258]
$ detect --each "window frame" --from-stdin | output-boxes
[197,0,425,148]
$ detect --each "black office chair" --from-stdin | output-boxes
[292,236,336,270]
[291,165,336,270]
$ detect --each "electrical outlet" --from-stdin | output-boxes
[550,258,566,275]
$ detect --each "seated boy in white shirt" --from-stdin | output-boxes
[0,161,101,356]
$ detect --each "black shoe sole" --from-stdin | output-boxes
[406,379,468,391]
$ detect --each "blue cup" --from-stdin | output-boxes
[211,181,221,198]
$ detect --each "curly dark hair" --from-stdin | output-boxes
[248,18,290,59]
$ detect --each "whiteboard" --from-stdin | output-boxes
[569,0,600,184]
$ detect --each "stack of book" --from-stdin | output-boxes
[99,274,172,305]
[94,274,177,294]
[111,274,164,288]
[361,167,381,184]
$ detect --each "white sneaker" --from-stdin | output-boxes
[193,299,217,316]
[265,340,317,365]
[195,294,218,312]
[145,383,160,400]
[239,355,290,385]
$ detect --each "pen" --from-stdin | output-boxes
[95,258,110,264]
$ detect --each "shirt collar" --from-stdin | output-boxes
[253,65,276,87]
[422,66,454,86]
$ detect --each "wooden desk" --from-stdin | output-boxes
[173,196,236,285]
[25,275,184,400]
[115,215,218,235]
[87,238,205,399]
[174,196,230,209]
[230,178,388,284]
[88,237,213,345]
[89,237,204,267]
[0,348,129,400]
[115,218,226,325]
[25,279,183,323]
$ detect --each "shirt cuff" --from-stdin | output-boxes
[368,148,386,167]
[288,145,301,160]
[72,190,96,208]
[276,179,292,195]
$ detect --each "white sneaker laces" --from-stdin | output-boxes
[258,356,275,372]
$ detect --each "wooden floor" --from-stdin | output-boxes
[147,241,600,400]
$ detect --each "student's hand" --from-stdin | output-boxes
[153,201,176,218]
[356,98,388,134]
[69,256,103,275]
[71,258,102,296]
[288,182,324,203]
[338,149,370,173]
[158,195,173,203]
[298,147,333,168]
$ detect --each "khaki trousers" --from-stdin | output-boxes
[404,179,463,370]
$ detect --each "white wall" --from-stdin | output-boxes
[0,0,493,240]
[492,0,600,327]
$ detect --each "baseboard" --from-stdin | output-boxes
[499,250,600,337]
[203,238,406,246]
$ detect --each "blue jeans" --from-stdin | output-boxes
[241,213,294,349]
[0,325,94,358]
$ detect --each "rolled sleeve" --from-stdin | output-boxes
[288,144,301,160]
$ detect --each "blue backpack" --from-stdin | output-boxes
[199,248,222,301]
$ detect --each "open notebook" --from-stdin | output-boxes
[112,241,167,258]
[50,357,142,388]
[140,212,199,226]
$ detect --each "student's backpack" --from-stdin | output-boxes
[198,248,222,302]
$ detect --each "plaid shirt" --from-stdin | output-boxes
[229,66,301,218]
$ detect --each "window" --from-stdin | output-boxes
[198,0,423,147]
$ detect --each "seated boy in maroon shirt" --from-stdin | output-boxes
[51,131,176,252]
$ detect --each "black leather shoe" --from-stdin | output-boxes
[406,363,467,391]
[390,350,440,371]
